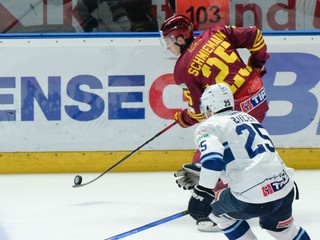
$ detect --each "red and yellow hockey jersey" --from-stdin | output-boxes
[174,25,270,123]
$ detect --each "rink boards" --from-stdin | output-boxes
[0,149,319,173]
[0,33,319,173]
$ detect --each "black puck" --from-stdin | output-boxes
[74,175,82,185]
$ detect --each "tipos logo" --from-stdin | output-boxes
[262,171,290,197]
[240,88,267,113]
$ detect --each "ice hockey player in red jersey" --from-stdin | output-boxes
[161,14,269,125]
[160,14,270,232]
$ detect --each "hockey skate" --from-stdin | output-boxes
[196,217,220,232]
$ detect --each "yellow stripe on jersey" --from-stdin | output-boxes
[250,29,266,52]
[187,111,205,122]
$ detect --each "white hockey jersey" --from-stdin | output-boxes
[195,110,294,204]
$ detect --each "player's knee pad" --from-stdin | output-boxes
[266,224,310,240]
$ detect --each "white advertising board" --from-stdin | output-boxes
[0,35,319,152]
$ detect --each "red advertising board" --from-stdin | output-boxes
[176,0,230,30]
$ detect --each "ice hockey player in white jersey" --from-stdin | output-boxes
[187,83,311,239]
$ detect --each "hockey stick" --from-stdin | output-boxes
[104,210,189,240]
[72,121,177,188]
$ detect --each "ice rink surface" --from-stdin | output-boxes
[0,170,319,240]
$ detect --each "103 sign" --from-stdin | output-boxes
[176,0,230,30]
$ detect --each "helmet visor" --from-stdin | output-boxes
[159,31,176,49]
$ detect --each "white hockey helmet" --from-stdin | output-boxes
[200,83,234,118]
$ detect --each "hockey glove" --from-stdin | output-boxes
[174,109,204,128]
[188,185,215,220]
[174,163,201,190]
